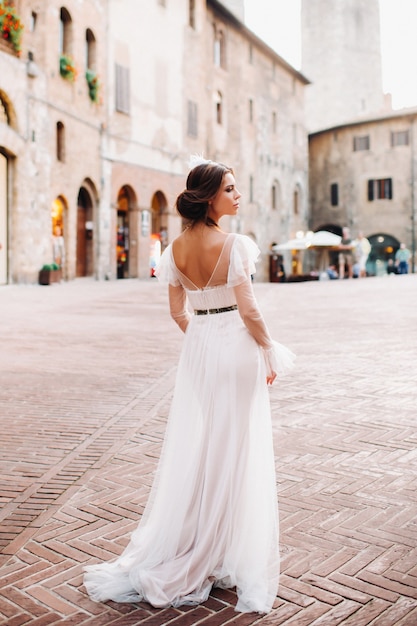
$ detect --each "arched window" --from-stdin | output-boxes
[213,27,225,68]
[59,7,72,55]
[86,28,96,70]
[248,98,253,123]
[56,122,65,162]
[293,188,299,215]
[214,91,222,124]
[271,184,277,210]
[189,0,195,28]
[0,98,9,125]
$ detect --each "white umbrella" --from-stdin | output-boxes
[309,231,342,247]
[273,230,341,251]
[272,237,310,251]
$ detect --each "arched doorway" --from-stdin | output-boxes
[116,185,137,279]
[150,190,168,276]
[0,152,7,285]
[0,91,17,286]
[76,187,94,277]
[368,233,400,276]
[51,196,67,276]
[314,223,343,270]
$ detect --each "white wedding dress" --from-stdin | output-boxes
[84,233,295,613]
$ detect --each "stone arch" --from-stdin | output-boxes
[0,89,18,131]
[116,184,138,278]
[367,232,400,276]
[315,223,342,236]
[76,180,98,278]
[151,190,169,249]
[51,195,69,276]
[0,151,7,284]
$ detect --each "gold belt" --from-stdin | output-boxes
[194,305,238,316]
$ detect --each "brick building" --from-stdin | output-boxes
[0,0,309,285]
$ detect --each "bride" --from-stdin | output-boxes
[84,156,295,614]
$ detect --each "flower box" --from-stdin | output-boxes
[59,54,77,81]
[0,1,23,55]
[38,264,62,285]
[85,68,100,102]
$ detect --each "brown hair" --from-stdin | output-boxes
[175,161,233,226]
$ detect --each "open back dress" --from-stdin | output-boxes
[84,233,295,613]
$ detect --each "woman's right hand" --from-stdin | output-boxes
[266,372,277,385]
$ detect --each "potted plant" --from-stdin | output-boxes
[59,53,77,81]
[85,68,100,103]
[38,262,62,285]
[0,0,24,55]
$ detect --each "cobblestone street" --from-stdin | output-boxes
[1,274,417,625]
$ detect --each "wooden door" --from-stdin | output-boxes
[76,205,87,277]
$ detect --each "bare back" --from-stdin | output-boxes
[171,226,232,290]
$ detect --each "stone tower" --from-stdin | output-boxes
[301,0,386,132]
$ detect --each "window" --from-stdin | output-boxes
[59,7,72,55]
[249,176,254,203]
[248,98,253,123]
[368,178,393,201]
[115,64,130,114]
[56,122,65,162]
[187,100,198,137]
[330,183,338,206]
[391,130,409,147]
[293,188,299,215]
[248,44,253,64]
[214,90,222,124]
[271,184,277,210]
[189,0,195,28]
[213,27,225,68]
[272,111,277,134]
[353,135,370,151]
[86,29,96,70]
[30,11,37,32]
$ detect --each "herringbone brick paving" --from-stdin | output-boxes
[1,274,416,625]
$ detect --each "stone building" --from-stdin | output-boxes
[0,0,107,284]
[308,109,417,274]
[301,0,386,133]
[0,0,309,285]
[302,0,416,274]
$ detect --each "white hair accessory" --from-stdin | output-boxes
[187,153,212,170]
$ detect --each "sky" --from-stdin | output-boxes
[243,0,417,110]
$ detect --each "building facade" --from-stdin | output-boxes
[309,109,417,274]
[0,0,309,285]
[301,0,416,274]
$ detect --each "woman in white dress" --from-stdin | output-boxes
[84,158,295,613]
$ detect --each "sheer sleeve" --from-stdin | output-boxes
[233,275,295,378]
[155,245,191,332]
[168,284,191,333]
[155,245,180,286]
[227,235,260,287]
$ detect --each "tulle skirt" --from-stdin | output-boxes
[84,309,294,613]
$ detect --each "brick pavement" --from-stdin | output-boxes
[0,274,417,625]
